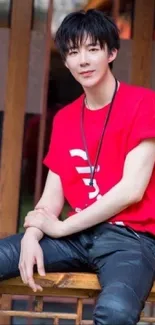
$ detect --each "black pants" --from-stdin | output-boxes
[0,223,155,325]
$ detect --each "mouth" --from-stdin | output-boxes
[80,70,95,77]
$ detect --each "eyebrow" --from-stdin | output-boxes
[68,41,99,50]
[87,42,99,47]
[68,46,78,50]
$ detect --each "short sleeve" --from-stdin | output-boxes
[127,92,155,152]
[43,113,61,174]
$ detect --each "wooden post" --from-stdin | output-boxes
[0,0,33,237]
[34,0,53,204]
[131,0,155,87]
[0,2,33,324]
[112,0,120,22]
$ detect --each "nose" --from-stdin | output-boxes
[79,50,89,67]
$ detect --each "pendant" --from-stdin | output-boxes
[89,179,94,186]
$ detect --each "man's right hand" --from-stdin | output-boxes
[19,227,45,292]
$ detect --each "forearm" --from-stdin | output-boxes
[62,179,140,236]
[34,170,64,218]
[35,202,62,218]
[23,170,65,237]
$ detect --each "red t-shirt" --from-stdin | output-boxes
[44,82,155,235]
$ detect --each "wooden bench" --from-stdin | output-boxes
[0,273,154,324]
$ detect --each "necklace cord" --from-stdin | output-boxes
[81,77,118,186]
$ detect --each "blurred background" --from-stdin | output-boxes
[0,1,155,324]
[0,0,155,233]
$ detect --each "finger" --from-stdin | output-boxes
[27,277,38,292]
[25,265,37,292]
[26,210,35,216]
[26,268,37,292]
[19,261,28,284]
[19,265,26,284]
[24,214,33,222]
[23,224,30,229]
[18,251,27,284]
[24,220,35,228]
[35,284,43,292]
[23,222,29,228]
[36,254,46,277]
[28,279,43,292]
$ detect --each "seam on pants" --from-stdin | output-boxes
[102,281,142,307]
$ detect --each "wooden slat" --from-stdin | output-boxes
[0,287,98,299]
[140,316,155,323]
[34,0,53,204]
[131,0,155,87]
[0,310,77,319]
[0,0,33,237]
[0,273,101,290]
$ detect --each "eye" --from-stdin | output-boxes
[69,50,78,55]
[89,47,99,52]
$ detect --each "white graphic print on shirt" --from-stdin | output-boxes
[69,149,102,203]
[69,149,124,226]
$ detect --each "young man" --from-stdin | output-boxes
[1,9,155,325]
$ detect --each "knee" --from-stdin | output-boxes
[93,302,135,325]
[93,290,140,325]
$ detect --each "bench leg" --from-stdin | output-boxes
[76,298,83,325]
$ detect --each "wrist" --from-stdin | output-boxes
[25,227,44,241]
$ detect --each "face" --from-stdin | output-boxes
[65,35,117,89]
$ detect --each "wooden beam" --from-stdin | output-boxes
[112,0,120,22]
[84,0,109,10]
[34,1,53,204]
[131,0,155,87]
[0,0,33,237]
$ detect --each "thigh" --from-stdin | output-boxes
[95,229,155,300]
[40,233,89,272]
[92,226,155,325]
[0,232,88,280]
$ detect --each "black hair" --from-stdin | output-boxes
[55,9,120,69]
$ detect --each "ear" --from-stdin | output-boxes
[108,49,118,64]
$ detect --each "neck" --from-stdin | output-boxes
[84,71,119,111]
